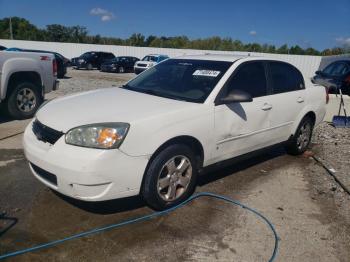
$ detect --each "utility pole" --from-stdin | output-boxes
[9,17,13,40]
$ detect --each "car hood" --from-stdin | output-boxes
[36,87,195,132]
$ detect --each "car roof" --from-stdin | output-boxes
[328,60,350,65]
[145,54,168,57]
[173,54,289,63]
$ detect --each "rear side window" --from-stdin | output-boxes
[269,62,304,94]
[225,62,267,98]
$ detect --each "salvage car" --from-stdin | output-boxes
[72,51,115,70]
[100,56,139,73]
[134,54,169,74]
[23,55,327,210]
[312,60,350,95]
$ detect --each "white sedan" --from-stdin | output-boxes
[23,55,327,210]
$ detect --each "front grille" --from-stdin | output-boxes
[32,120,64,145]
[137,63,147,67]
[30,163,57,186]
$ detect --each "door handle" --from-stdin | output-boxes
[297,97,304,103]
[261,103,272,111]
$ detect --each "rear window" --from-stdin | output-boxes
[269,62,304,94]
[142,56,158,62]
[123,59,232,103]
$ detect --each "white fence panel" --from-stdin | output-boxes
[0,39,323,78]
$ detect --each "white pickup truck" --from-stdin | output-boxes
[0,51,59,119]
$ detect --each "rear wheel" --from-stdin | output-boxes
[6,82,42,120]
[118,66,125,73]
[142,144,198,210]
[285,116,314,155]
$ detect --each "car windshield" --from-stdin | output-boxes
[110,57,121,62]
[142,56,158,62]
[123,59,232,103]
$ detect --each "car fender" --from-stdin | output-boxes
[120,105,215,167]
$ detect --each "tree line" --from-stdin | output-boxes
[0,17,348,56]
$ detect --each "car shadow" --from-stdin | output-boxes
[0,115,13,124]
[198,145,286,186]
[53,190,146,215]
[56,145,286,215]
[59,76,72,79]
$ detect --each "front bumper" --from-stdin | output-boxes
[134,67,147,74]
[23,121,150,201]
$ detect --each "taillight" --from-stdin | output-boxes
[325,87,329,104]
[344,75,350,85]
[53,59,57,77]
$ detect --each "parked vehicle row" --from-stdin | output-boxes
[312,60,350,96]
[0,50,58,119]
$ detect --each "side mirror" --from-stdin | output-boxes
[315,70,323,76]
[220,89,253,104]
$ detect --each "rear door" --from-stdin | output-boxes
[267,61,306,142]
[213,61,273,162]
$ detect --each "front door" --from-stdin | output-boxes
[213,61,273,163]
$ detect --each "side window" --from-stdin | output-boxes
[322,63,335,75]
[225,62,267,98]
[269,62,304,94]
[331,63,346,76]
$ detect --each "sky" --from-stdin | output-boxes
[0,0,349,50]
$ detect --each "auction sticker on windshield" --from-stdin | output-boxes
[193,70,221,77]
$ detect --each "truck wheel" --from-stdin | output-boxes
[285,116,314,155]
[142,144,198,210]
[6,82,42,120]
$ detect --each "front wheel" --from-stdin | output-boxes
[285,116,314,155]
[142,144,198,210]
[6,82,42,120]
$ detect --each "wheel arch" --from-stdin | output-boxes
[290,110,316,137]
[6,71,43,99]
[140,135,205,188]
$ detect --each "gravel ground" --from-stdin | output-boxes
[1,68,350,261]
[312,122,350,191]
[46,68,135,99]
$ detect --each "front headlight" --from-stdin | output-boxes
[78,59,85,63]
[65,123,129,149]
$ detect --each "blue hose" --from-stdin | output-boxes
[0,192,279,261]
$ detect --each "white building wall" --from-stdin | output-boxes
[0,39,322,79]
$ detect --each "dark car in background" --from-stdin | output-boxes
[5,47,70,78]
[71,51,115,70]
[312,60,350,96]
[0,45,6,51]
[100,56,140,73]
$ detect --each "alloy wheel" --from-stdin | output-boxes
[157,155,192,202]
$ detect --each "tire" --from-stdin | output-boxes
[6,82,43,120]
[118,66,125,73]
[142,144,198,210]
[86,63,93,70]
[285,116,314,155]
